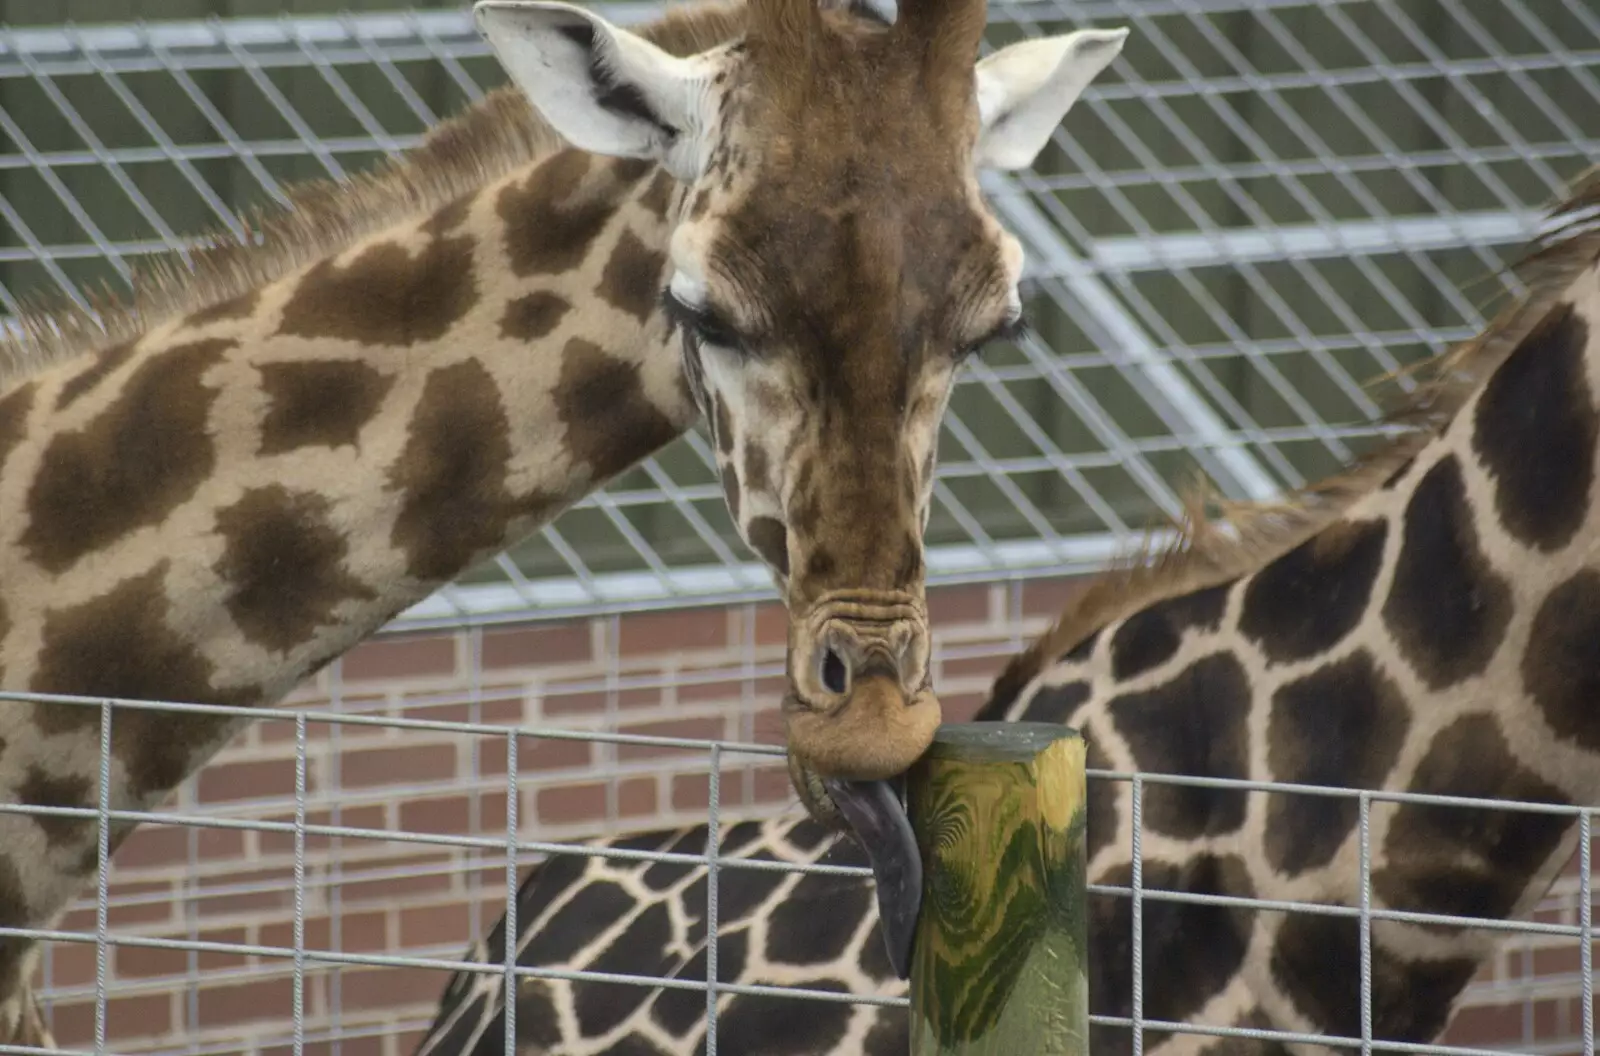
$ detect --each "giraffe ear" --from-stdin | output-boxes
[972,28,1128,171]
[474,1,706,178]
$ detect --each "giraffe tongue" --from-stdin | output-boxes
[823,777,922,980]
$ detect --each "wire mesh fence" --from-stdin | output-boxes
[3,0,1600,1054]
[10,666,1600,1056]
[0,0,1595,625]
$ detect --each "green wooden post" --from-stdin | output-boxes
[906,722,1089,1056]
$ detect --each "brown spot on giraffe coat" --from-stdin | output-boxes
[1108,582,1231,680]
[388,359,556,583]
[599,228,668,322]
[552,338,681,483]
[1089,855,1256,1056]
[216,485,376,653]
[183,289,261,329]
[497,151,619,277]
[0,380,36,473]
[1373,713,1571,923]
[30,564,247,797]
[1523,569,1600,750]
[275,230,477,347]
[55,340,136,410]
[640,170,677,219]
[22,339,232,574]
[1270,911,1478,1044]
[1472,302,1598,552]
[1237,518,1387,665]
[16,767,92,847]
[1108,652,1252,838]
[570,902,674,1036]
[499,291,572,341]
[1381,456,1513,690]
[258,359,393,455]
[1264,650,1410,876]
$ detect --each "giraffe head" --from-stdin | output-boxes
[475,0,1123,816]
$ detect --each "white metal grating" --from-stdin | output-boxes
[0,0,1593,627]
[7,681,1600,1056]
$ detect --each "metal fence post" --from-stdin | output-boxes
[907,722,1089,1056]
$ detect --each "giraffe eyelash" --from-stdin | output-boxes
[661,289,745,353]
[964,313,1033,360]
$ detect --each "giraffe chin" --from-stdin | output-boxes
[821,775,922,981]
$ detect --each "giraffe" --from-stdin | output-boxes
[410,171,1600,1056]
[0,0,1130,1046]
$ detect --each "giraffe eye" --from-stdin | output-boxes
[961,312,1032,361]
[662,290,744,353]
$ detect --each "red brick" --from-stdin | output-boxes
[101,880,177,929]
[1021,575,1087,618]
[1444,1001,1524,1045]
[400,901,472,949]
[196,977,294,1028]
[196,926,250,972]
[618,776,657,818]
[111,825,188,869]
[482,733,592,775]
[115,941,191,980]
[1532,996,1574,1040]
[939,653,1007,682]
[398,795,471,836]
[673,773,711,812]
[256,712,331,743]
[337,854,454,904]
[342,743,457,788]
[1532,942,1583,976]
[406,695,524,727]
[617,717,727,762]
[195,866,296,919]
[261,910,387,955]
[343,634,457,681]
[44,939,97,988]
[338,965,457,1011]
[752,765,796,805]
[941,691,991,724]
[541,687,606,716]
[537,782,608,826]
[928,584,992,627]
[262,1037,385,1056]
[49,993,172,1046]
[197,758,300,803]
[258,804,388,856]
[751,601,788,647]
[482,622,593,668]
[620,607,727,655]
[540,684,661,715]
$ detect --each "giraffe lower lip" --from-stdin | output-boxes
[823,776,922,980]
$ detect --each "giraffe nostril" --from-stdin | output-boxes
[820,648,849,695]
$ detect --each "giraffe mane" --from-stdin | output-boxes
[0,1,747,389]
[993,166,1600,696]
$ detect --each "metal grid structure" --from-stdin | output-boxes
[0,0,1594,626]
[8,681,1600,1056]
[3,0,1600,1055]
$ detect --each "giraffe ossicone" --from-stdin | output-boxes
[474,0,1128,914]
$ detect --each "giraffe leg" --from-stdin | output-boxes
[0,940,53,1052]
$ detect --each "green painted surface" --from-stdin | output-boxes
[908,723,1089,1056]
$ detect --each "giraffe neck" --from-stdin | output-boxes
[0,129,701,1003]
[986,231,1600,1051]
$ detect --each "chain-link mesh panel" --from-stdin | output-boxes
[0,0,1593,626]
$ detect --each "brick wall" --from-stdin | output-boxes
[28,575,1596,1056]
